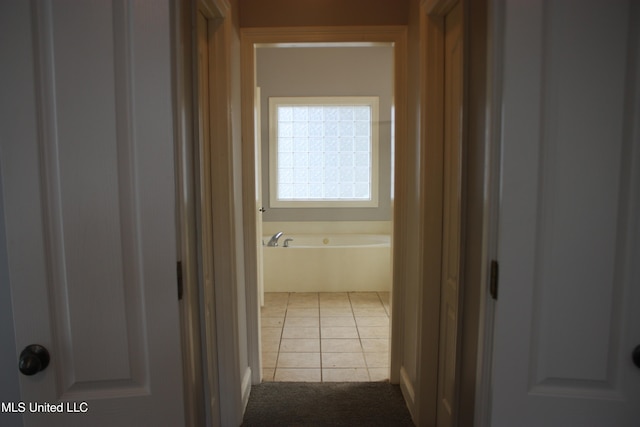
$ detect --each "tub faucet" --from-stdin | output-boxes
[267,231,284,247]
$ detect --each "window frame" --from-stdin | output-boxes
[268,96,380,208]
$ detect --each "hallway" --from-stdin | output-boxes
[261,292,390,382]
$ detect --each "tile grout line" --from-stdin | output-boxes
[349,292,371,382]
[273,292,291,381]
[317,292,323,382]
[378,290,391,317]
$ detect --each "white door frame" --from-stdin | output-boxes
[173,1,210,426]
[175,0,246,425]
[472,0,503,425]
[240,26,408,386]
[417,0,495,425]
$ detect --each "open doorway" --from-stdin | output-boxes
[255,43,395,382]
[240,28,407,387]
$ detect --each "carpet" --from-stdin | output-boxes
[241,381,415,427]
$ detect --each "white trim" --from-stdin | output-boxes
[268,96,380,208]
[197,0,245,425]
[257,41,393,49]
[241,367,252,412]
[474,1,503,426]
[400,366,416,414]
[173,1,206,426]
[241,29,263,386]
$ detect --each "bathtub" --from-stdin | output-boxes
[262,234,391,292]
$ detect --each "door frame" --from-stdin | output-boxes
[414,1,457,423]
[174,0,245,425]
[470,0,502,425]
[417,0,494,425]
[173,0,207,425]
[238,3,494,425]
[240,26,408,385]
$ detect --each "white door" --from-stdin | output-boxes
[491,0,640,425]
[437,2,464,426]
[0,1,185,426]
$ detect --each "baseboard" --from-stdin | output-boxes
[399,366,416,419]
[241,366,252,413]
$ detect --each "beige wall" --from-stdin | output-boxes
[239,0,408,27]
[256,45,394,222]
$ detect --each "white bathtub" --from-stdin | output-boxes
[262,234,391,292]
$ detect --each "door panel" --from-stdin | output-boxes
[1,1,185,425]
[437,2,464,426]
[492,0,640,425]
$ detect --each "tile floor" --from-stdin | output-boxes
[261,291,390,382]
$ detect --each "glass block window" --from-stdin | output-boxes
[269,97,379,208]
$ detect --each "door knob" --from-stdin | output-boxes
[633,345,640,369]
[19,344,50,376]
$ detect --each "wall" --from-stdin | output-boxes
[239,0,408,27]
[257,46,394,223]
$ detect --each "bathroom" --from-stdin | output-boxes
[255,43,395,381]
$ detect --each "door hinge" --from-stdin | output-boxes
[489,260,499,300]
[177,261,183,300]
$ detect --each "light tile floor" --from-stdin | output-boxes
[261,291,390,382]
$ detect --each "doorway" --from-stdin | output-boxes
[255,43,395,382]
[240,28,408,387]
[238,2,486,423]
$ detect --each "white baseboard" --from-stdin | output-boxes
[399,366,416,419]
[241,366,252,413]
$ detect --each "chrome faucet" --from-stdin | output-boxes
[267,231,284,247]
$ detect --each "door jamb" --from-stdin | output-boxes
[175,0,245,426]
[173,0,208,425]
[416,0,494,425]
[469,0,502,425]
[413,1,449,423]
